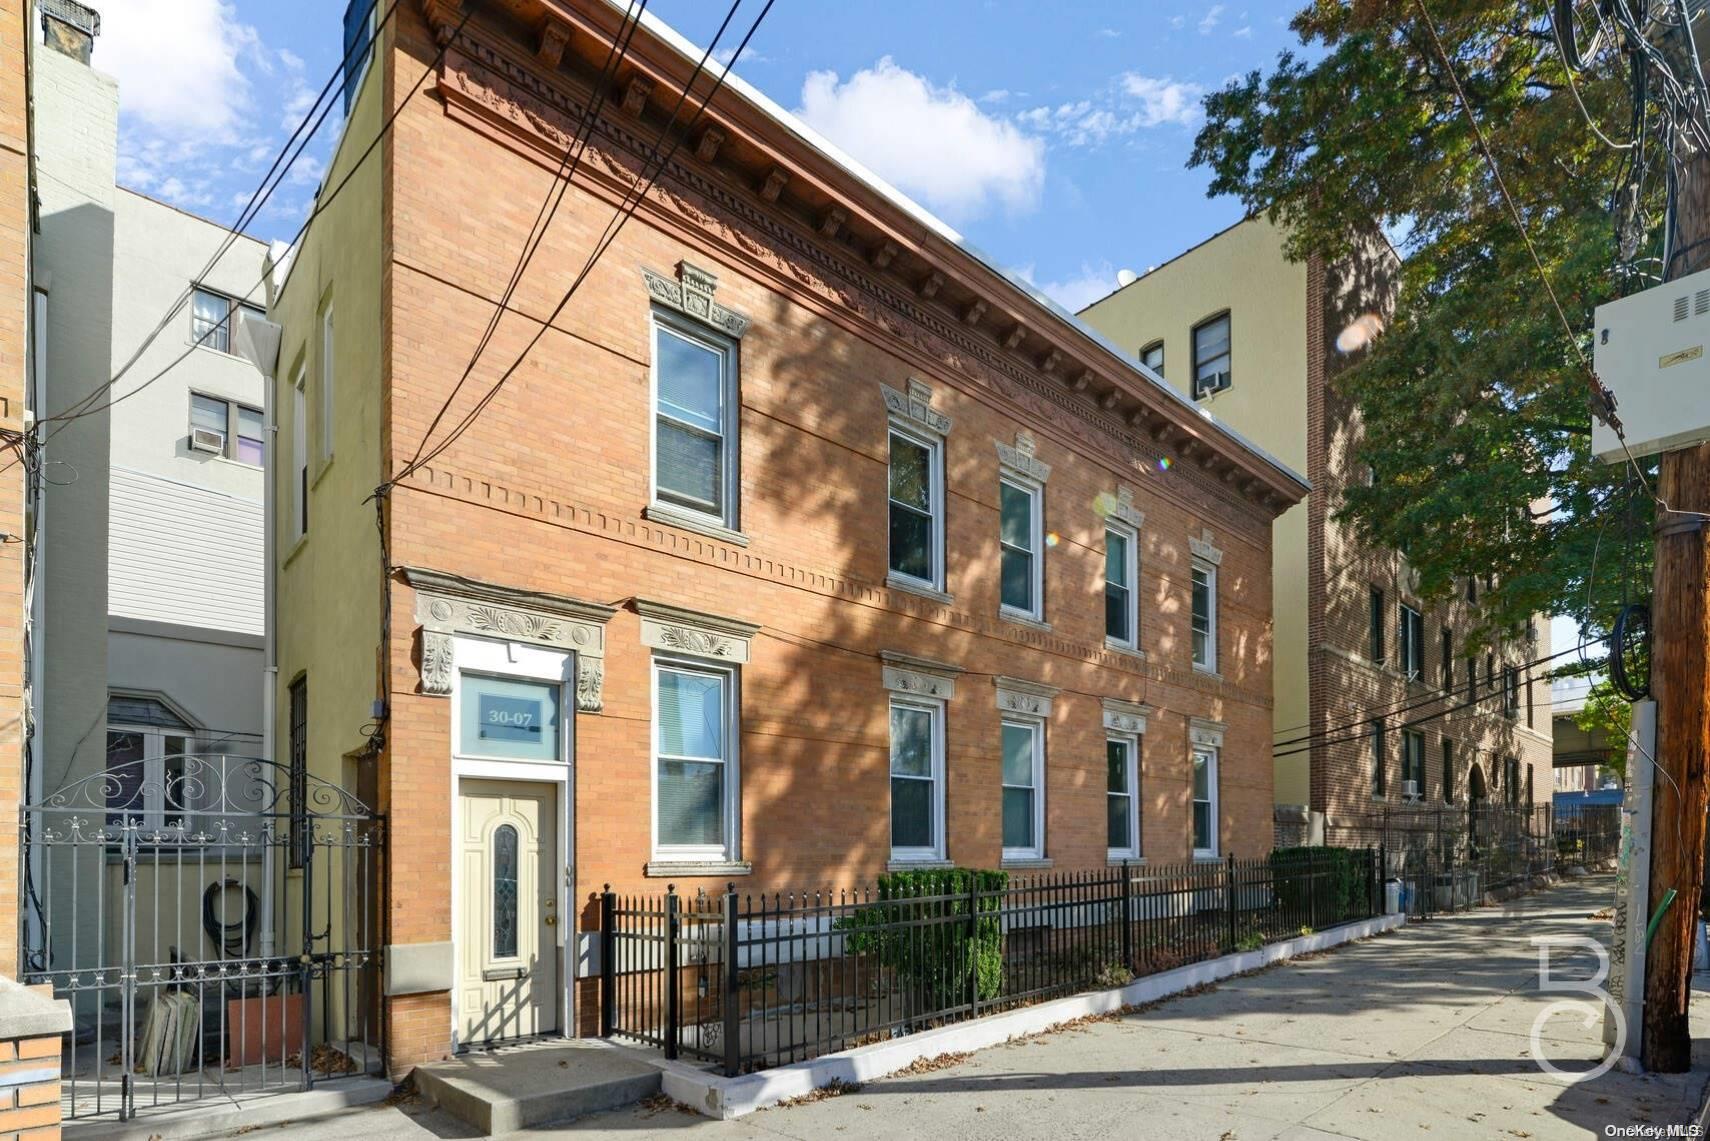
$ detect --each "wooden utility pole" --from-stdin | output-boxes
[1641,24,1710,1073]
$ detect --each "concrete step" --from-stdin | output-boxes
[414,1041,661,1133]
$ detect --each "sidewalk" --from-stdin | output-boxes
[247,876,1709,1140]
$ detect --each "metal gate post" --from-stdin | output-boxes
[119,823,137,1121]
[301,820,315,1092]
[966,875,980,1018]
[664,888,680,1061]
[1120,861,1133,972]
[1225,853,1238,950]
[1308,846,1318,930]
[722,886,740,1076]
[600,887,616,1038]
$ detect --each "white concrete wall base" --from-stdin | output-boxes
[612,912,1405,1120]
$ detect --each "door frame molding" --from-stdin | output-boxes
[447,634,575,1051]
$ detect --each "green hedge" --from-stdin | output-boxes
[837,867,1007,1010]
[1268,846,1367,924]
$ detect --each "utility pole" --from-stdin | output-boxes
[1641,22,1710,1073]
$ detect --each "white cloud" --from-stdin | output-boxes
[980,89,1011,104]
[1096,27,1121,38]
[1015,262,1122,313]
[1233,24,1253,39]
[1118,74,1206,128]
[795,58,1045,220]
[1170,15,1187,29]
[712,44,767,68]
[95,0,261,141]
[1198,4,1226,34]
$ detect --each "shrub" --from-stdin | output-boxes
[838,867,1007,1012]
[1268,846,1368,924]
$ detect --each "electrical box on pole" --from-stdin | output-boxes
[1592,265,1710,463]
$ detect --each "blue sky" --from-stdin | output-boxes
[94,0,1303,311]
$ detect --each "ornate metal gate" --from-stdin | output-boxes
[19,754,383,1121]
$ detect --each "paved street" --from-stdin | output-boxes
[251,876,1708,1140]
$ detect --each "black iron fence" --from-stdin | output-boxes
[1325,803,1621,918]
[601,850,1382,1075]
[21,754,384,1122]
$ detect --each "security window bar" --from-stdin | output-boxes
[888,428,942,588]
[1191,561,1217,672]
[1107,735,1140,859]
[653,315,737,526]
[889,699,944,862]
[999,477,1042,618]
[189,393,263,465]
[1191,313,1231,399]
[1191,746,1218,857]
[1001,719,1044,859]
[189,286,263,356]
[1105,525,1137,646]
[654,661,737,859]
[1399,604,1424,680]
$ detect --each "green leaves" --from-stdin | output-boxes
[1191,0,1655,653]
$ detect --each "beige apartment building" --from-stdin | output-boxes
[1080,218,1553,831]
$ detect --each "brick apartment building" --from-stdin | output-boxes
[1080,219,1554,832]
[266,0,1306,1067]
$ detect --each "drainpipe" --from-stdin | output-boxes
[233,310,281,959]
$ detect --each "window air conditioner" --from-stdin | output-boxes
[190,427,225,454]
[1402,780,1420,800]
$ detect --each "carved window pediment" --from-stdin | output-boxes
[642,260,751,339]
[1189,527,1224,567]
[995,676,1058,718]
[636,599,759,664]
[883,377,951,436]
[880,651,962,701]
[996,430,1051,483]
[1102,698,1154,736]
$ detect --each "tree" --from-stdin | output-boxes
[1189,0,1661,656]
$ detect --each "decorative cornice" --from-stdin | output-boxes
[635,598,759,663]
[1103,485,1144,530]
[1189,716,1227,748]
[880,651,961,701]
[882,377,951,436]
[640,260,750,338]
[403,566,614,711]
[996,430,1050,483]
[1102,698,1154,736]
[1189,527,1224,567]
[995,676,1059,718]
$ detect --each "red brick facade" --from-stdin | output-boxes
[288,0,1304,1071]
[1306,256,1554,827]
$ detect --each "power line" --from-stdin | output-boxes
[403,0,653,474]
[387,0,776,488]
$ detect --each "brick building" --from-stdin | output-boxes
[1080,219,1554,833]
[267,0,1304,1067]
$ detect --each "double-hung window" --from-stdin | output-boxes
[1503,667,1521,718]
[1399,604,1424,680]
[1107,734,1140,860]
[1401,730,1425,799]
[1441,630,1454,690]
[1105,524,1137,648]
[1140,341,1164,377]
[998,476,1042,619]
[889,699,945,863]
[1371,720,1386,797]
[888,427,943,589]
[1191,561,1217,672]
[190,393,264,465]
[190,286,263,355]
[653,660,738,860]
[1191,746,1218,857]
[1000,719,1044,860]
[1191,313,1231,399]
[1442,739,1456,802]
[1369,587,1385,663]
[652,314,738,529]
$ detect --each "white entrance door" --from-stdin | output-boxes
[457,779,559,1045]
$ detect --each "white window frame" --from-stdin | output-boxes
[1104,522,1138,650]
[450,645,571,768]
[1399,603,1424,680]
[886,421,946,592]
[1190,560,1218,673]
[888,696,946,864]
[997,473,1043,621]
[1191,745,1219,859]
[190,286,263,357]
[649,309,740,530]
[1000,716,1046,861]
[291,361,308,541]
[1191,312,1231,399]
[190,391,264,466]
[1139,340,1164,378]
[1401,729,1425,800]
[650,656,741,864]
[1106,731,1140,861]
[319,304,335,463]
